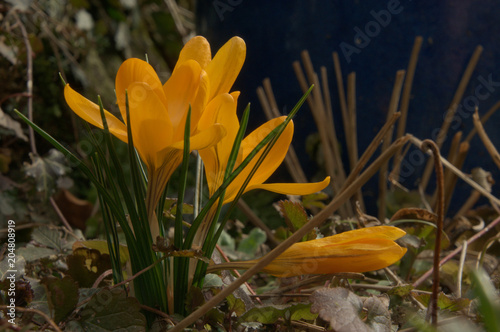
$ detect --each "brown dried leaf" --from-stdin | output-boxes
[390,207,438,224]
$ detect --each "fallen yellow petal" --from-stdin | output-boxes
[209,226,407,278]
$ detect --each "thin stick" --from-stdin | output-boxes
[457,240,468,297]
[237,199,280,247]
[464,100,500,143]
[321,66,347,186]
[453,190,481,218]
[49,196,74,232]
[419,140,444,326]
[473,109,500,169]
[346,72,358,171]
[343,113,401,190]
[443,142,469,215]
[420,45,483,190]
[262,78,280,114]
[215,244,262,305]
[169,137,409,332]
[14,12,36,155]
[332,52,350,152]
[292,61,315,112]
[294,59,351,216]
[379,70,406,222]
[391,36,423,183]
[413,214,500,288]
[431,131,462,207]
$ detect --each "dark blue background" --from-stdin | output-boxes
[197,0,500,216]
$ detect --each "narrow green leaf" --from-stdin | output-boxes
[471,269,500,332]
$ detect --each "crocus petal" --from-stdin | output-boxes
[198,93,239,154]
[177,36,211,69]
[64,84,128,142]
[209,226,408,278]
[247,177,330,196]
[205,36,246,100]
[163,60,202,139]
[262,238,407,277]
[169,123,226,151]
[262,226,407,277]
[191,70,210,129]
[237,116,293,186]
[115,58,167,124]
[127,82,173,168]
[197,93,239,194]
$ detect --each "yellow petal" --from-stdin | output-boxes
[248,177,330,196]
[263,238,407,277]
[191,70,210,129]
[177,36,211,69]
[260,226,407,277]
[169,123,227,151]
[127,82,173,168]
[241,117,293,184]
[64,84,128,142]
[163,60,202,139]
[206,36,246,100]
[115,58,167,124]
[196,93,237,194]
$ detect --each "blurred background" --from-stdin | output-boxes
[2,0,499,233]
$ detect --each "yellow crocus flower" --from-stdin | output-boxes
[64,36,246,236]
[209,226,407,277]
[198,102,331,204]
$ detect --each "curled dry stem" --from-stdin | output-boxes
[419,139,444,326]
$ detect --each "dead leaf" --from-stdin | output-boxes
[390,207,438,224]
[310,288,370,332]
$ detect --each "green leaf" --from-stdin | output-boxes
[202,274,223,289]
[163,198,194,218]
[226,294,246,317]
[237,228,266,257]
[387,284,414,297]
[302,191,329,210]
[42,276,79,323]
[471,269,500,332]
[278,200,308,231]
[413,292,471,312]
[78,288,147,331]
[241,303,317,324]
[31,226,63,251]
[277,200,316,240]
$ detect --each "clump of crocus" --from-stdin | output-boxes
[64,36,246,237]
[208,226,407,277]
